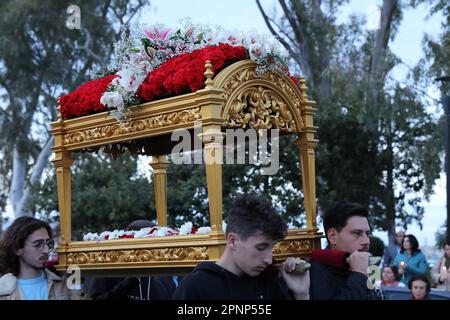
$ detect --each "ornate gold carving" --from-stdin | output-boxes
[220,68,255,103]
[226,86,298,132]
[67,246,209,265]
[260,72,304,110]
[273,239,312,254]
[64,108,201,145]
[298,77,309,99]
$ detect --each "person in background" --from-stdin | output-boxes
[431,241,450,291]
[383,230,405,267]
[409,275,431,300]
[0,217,86,300]
[393,234,428,286]
[376,265,406,288]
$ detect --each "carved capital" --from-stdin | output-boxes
[226,86,300,132]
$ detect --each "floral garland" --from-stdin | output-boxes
[59,19,291,121]
[59,74,118,120]
[137,44,246,101]
[83,222,212,241]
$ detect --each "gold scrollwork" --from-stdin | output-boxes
[67,246,209,265]
[63,108,201,145]
[260,72,304,110]
[273,239,312,254]
[226,86,298,132]
[221,68,255,102]
[219,66,304,112]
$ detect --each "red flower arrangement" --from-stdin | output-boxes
[137,44,246,101]
[59,74,118,120]
[59,74,117,119]
[289,76,299,86]
[59,45,246,120]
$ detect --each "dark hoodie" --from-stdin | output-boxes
[87,276,174,300]
[172,262,292,300]
[309,262,385,300]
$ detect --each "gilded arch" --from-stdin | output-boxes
[212,60,306,133]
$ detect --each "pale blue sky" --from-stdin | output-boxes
[139,0,447,246]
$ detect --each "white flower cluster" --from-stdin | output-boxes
[82,222,212,241]
[101,18,289,121]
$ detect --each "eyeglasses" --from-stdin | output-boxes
[30,239,55,252]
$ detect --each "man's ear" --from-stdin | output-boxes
[16,248,23,257]
[327,228,338,247]
[227,233,238,250]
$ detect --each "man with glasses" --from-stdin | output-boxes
[0,216,86,300]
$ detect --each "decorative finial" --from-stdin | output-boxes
[299,77,308,98]
[57,97,63,122]
[204,60,214,89]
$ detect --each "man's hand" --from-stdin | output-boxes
[280,257,310,300]
[348,251,371,275]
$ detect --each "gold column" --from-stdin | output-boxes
[51,151,74,245]
[150,155,170,226]
[199,125,225,237]
[296,78,319,233]
[197,60,226,239]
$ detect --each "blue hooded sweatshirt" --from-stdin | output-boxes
[393,251,428,286]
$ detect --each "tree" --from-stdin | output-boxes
[256,0,442,245]
[413,0,450,244]
[435,220,447,249]
[0,0,149,218]
[166,135,308,228]
[413,0,449,81]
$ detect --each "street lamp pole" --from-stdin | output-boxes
[436,76,450,243]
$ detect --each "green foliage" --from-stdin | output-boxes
[166,135,306,228]
[0,0,149,217]
[315,116,384,213]
[30,153,155,240]
[280,1,443,234]
[165,163,209,227]
[435,221,447,249]
[221,135,306,227]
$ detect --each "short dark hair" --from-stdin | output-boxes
[0,217,53,275]
[385,265,401,281]
[226,193,287,241]
[443,241,450,249]
[400,234,420,254]
[126,220,153,231]
[408,274,431,292]
[323,200,368,243]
